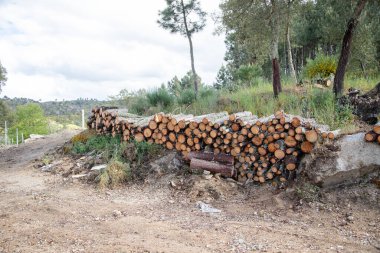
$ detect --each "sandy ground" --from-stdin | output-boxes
[0,131,379,253]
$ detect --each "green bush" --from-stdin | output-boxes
[146,87,174,108]
[98,159,130,189]
[129,96,150,115]
[71,134,124,160]
[233,64,263,86]
[11,103,49,139]
[303,54,337,79]
[134,141,162,165]
[177,88,196,105]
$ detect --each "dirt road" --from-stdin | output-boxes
[0,131,379,253]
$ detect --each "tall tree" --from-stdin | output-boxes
[158,0,206,98]
[0,62,7,94]
[333,0,368,97]
[285,0,297,84]
[269,0,282,96]
[220,0,284,97]
[12,103,49,139]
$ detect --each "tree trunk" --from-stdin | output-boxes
[333,0,368,97]
[188,35,199,98]
[286,22,297,84]
[270,0,282,97]
[272,58,281,97]
[181,0,199,98]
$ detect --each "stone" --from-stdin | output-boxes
[202,174,213,180]
[72,174,87,179]
[112,210,122,217]
[299,133,380,188]
[149,152,181,173]
[91,164,107,171]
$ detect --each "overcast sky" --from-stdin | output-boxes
[0,0,225,101]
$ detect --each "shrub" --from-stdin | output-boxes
[71,134,124,161]
[303,54,337,79]
[134,141,162,165]
[11,103,49,139]
[98,160,130,189]
[233,64,263,86]
[146,87,174,108]
[177,88,196,105]
[214,65,233,90]
[199,86,215,98]
[129,96,150,115]
[71,130,95,144]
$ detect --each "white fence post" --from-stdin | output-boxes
[4,121,8,145]
[82,109,85,129]
[16,128,19,147]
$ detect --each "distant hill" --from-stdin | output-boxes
[1,96,125,116]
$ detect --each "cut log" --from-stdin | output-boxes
[190,158,235,177]
[274,149,285,160]
[301,141,313,153]
[184,151,234,165]
[284,136,297,147]
[374,125,380,135]
[365,131,377,142]
[291,117,301,128]
[134,133,145,142]
[284,155,297,171]
[305,130,318,143]
[143,128,152,138]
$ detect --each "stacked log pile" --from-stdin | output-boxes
[364,125,380,145]
[87,107,338,184]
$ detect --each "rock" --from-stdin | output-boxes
[91,164,107,171]
[112,210,122,217]
[299,133,380,188]
[25,134,45,143]
[170,181,177,188]
[149,152,181,173]
[86,170,100,182]
[41,164,54,172]
[202,174,213,180]
[72,174,87,179]
[196,201,221,213]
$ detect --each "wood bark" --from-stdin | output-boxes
[190,158,235,177]
[181,0,199,98]
[184,151,234,165]
[270,0,282,97]
[88,108,336,183]
[333,0,368,97]
[285,0,297,84]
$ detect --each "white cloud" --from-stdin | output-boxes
[0,0,225,101]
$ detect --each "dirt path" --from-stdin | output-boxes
[0,131,379,253]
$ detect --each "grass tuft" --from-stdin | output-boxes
[98,159,130,189]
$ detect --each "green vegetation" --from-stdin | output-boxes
[98,160,130,189]
[70,131,163,188]
[72,134,126,161]
[296,183,321,202]
[113,76,377,130]
[158,0,206,97]
[146,86,174,108]
[219,0,380,96]
[303,54,337,80]
[134,141,162,165]
[11,103,49,139]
